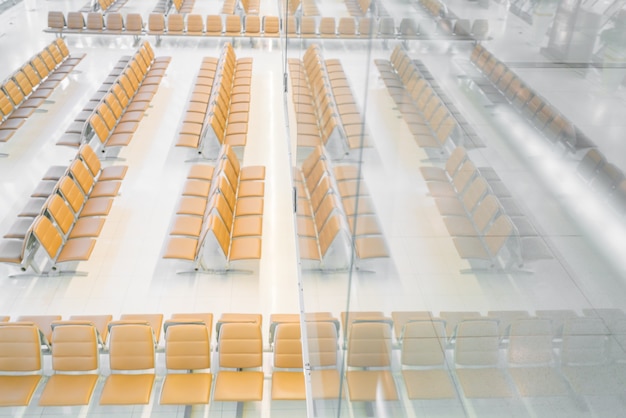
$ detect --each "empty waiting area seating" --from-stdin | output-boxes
[1,39,84,145]
[164,144,265,272]
[1,309,626,406]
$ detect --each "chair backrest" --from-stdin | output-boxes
[451,160,476,194]
[206,15,223,34]
[59,175,86,214]
[167,14,184,34]
[245,15,261,35]
[472,19,489,39]
[347,321,393,368]
[454,319,500,366]
[50,322,99,372]
[4,79,25,106]
[401,320,447,367]
[307,321,338,368]
[319,17,336,37]
[164,322,211,371]
[108,323,155,371]
[67,12,85,30]
[0,323,42,372]
[443,146,467,178]
[48,11,66,30]
[462,177,489,214]
[561,317,610,366]
[47,194,74,237]
[285,16,297,35]
[225,15,241,35]
[106,13,124,31]
[186,14,204,34]
[263,16,279,35]
[398,18,418,36]
[78,144,102,178]
[358,17,374,37]
[454,19,470,36]
[86,12,104,31]
[125,13,143,33]
[69,159,95,196]
[472,194,500,233]
[378,17,395,36]
[300,16,317,36]
[507,318,554,366]
[338,17,356,36]
[32,215,63,261]
[218,322,262,369]
[22,65,41,89]
[483,214,514,257]
[148,13,165,33]
[273,322,303,369]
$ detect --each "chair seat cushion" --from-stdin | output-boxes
[160,373,212,404]
[39,374,98,406]
[271,371,305,400]
[0,375,42,406]
[346,370,398,401]
[213,370,263,401]
[99,373,155,405]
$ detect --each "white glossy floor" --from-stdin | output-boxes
[2,0,626,416]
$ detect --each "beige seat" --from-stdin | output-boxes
[38,321,100,406]
[401,320,456,399]
[271,322,305,400]
[0,322,43,406]
[160,322,213,404]
[99,322,156,404]
[345,320,398,401]
[213,322,264,401]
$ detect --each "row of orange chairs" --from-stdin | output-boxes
[0,39,83,145]
[0,144,126,276]
[3,308,621,406]
[177,43,252,157]
[164,144,265,271]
